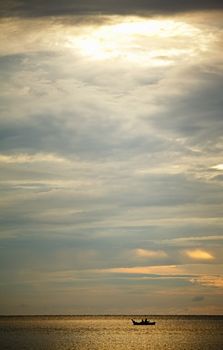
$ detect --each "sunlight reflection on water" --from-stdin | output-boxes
[0,316,222,350]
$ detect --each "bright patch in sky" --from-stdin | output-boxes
[104,265,183,275]
[135,248,167,258]
[211,164,223,170]
[192,275,223,288]
[0,153,67,164]
[67,18,206,65]
[185,249,214,260]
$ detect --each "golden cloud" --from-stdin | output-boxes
[135,248,167,258]
[185,249,214,260]
[191,275,223,288]
[102,265,184,275]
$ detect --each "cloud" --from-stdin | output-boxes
[101,265,185,275]
[135,248,167,259]
[146,69,223,153]
[191,275,223,288]
[162,236,223,246]
[185,249,214,260]
[1,0,223,19]
[0,153,69,164]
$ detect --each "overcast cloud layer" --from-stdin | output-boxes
[1,0,223,18]
[0,2,223,315]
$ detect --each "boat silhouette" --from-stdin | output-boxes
[131,319,156,325]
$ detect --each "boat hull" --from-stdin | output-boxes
[131,319,156,326]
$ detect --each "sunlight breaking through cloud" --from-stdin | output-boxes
[211,164,223,171]
[67,17,210,65]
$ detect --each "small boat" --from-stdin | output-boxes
[131,319,156,326]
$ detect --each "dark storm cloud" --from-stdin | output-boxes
[1,0,223,18]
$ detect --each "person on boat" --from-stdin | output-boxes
[140,318,147,324]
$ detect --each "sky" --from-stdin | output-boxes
[0,1,223,315]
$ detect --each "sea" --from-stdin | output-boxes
[0,315,222,350]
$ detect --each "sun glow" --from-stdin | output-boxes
[211,164,223,170]
[67,17,206,65]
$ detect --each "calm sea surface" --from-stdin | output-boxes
[0,315,222,350]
